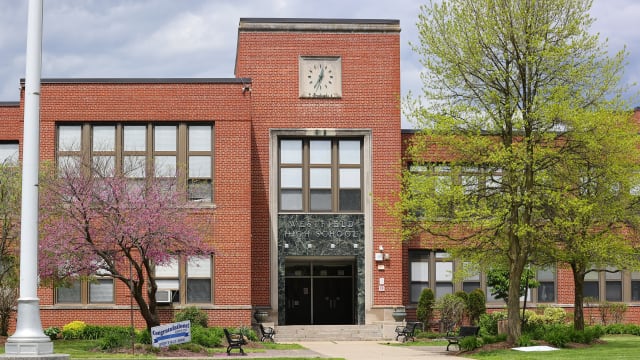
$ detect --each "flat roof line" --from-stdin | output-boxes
[239,18,400,33]
[19,78,252,85]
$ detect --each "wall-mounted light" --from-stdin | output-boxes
[242,85,252,94]
[379,245,384,252]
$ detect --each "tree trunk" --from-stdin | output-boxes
[507,263,523,344]
[572,264,585,331]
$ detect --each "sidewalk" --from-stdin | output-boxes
[219,341,465,359]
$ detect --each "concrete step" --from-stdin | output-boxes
[273,324,383,342]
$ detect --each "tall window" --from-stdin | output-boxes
[605,267,622,302]
[536,268,556,302]
[279,138,362,212]
[583,270,599,300]
[57,123,213,202]
[409,251,429,303]
[435,252,453,299]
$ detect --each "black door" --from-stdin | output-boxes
[284,260,355,325]
[284,277,311,325]
[312,277,353,324]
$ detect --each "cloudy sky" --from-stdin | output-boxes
[1,0,638,128]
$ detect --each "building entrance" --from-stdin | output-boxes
[284,260,355,325]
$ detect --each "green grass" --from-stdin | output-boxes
[1,340,327,359]
[466,335,640,359]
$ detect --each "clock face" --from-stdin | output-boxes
[299,57,342,98]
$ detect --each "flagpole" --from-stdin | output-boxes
[4,1,66,357]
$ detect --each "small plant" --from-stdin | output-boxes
[62,320,87,339]
[98,332,129,351]
[516,333,534,347]
[466,289,486,325]
[44,326,60,340]
[458,335,481,351]
[174,306,209,328]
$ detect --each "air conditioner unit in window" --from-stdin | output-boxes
[155,289,172,304]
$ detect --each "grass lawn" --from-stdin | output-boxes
[466,335,640,359]
[1,339,344,360]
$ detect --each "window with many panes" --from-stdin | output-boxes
[279,138,362,212]
[409,250,454,302]
[536,268,556,302]
[56,276,114,304]
[155,256,213,304]
[57,123,213,202]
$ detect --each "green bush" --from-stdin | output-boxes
[174,306,209,328]
[436,293,466,326]
[416,288,435,327]
[98,332,130,351]
[191,326,223,348]
[44,326,60,340]
[136,328,151,344]
[478,311,506,336]
[516,333,534,347]
[466,289,486,325]
[458,335,481,351]
[61,320,87,339]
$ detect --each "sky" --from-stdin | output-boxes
[1,0,638,129]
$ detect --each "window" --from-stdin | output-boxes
[462,263,481,293]
[583,270,599,300]
[279,138,362,212]
[435,252,453,299]
[55,277,114,304]
[155,255,213,304]
[605,267,622,302]
[536,268,556,302]
[409,250,429,303]
[632,272,640,301]
[0,143,19,164]
[57,123,213,202]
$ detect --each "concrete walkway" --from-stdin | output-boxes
[296,341,463,360]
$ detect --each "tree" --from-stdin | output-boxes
[539,110,640,330]
[402,0,629,343]
[0,162,20,335]
[486,268,538,304]
[39,161,213,330]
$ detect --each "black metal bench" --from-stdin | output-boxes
[445,325,480,351]
[394,322,421,342]
[259,323,275,342]
[223,328,247,356]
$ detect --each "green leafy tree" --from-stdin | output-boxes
[400,0,630,343]
[538,110,640,330]
[416,288,435,329]
[0,162,20,336]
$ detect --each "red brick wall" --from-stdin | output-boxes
[235,27,402,307]
[8,80,255,329]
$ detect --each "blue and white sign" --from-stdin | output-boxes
[151,320,191,348]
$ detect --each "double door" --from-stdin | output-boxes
[284,260,354,325]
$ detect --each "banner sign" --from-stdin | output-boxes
[151,320,191,348]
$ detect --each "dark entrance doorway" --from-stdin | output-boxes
[284,259,355,325]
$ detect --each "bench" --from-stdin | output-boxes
[445,326,480,351]
[223,328,247,356]
[259,323,275,342]
[394,322,421,342]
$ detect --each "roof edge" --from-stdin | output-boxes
[19,78,252,85]
[239,18,400,33]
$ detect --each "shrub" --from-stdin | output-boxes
[466,289,486,325]
[191,326,223,348]
[416,288,435,328]
[436,294,466,327]
[44,326,60,340]
[478,311,506,336]
[516,333,534,347]
[61,320,87,339]
[458,335,481,351]
[543,325,570,348]
[174,306,209,328]
[543,306,568,324]
[98,332,130,351]
[136,328,151,344]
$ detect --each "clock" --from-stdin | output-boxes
[299,56,342,98]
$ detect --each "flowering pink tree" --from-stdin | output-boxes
[39,163,213,330]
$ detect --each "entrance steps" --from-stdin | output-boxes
[274,324,383,342]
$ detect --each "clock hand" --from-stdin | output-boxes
[314,66,325,91]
